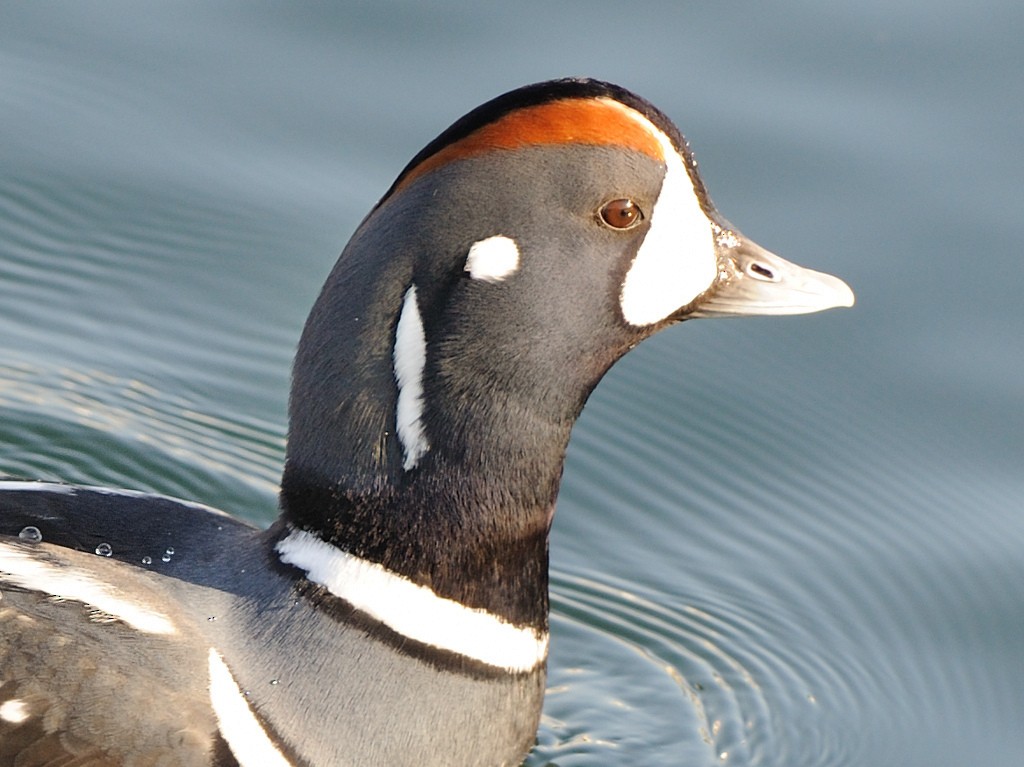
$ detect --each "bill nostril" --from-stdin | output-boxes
[746,262,778,282]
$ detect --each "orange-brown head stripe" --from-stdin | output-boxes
[394,98,667,195]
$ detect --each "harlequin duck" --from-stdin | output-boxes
[0,78,853,766]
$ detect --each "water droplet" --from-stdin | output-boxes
[141,556,152,565]
[269,679,279,686]
[207,616,217,622]
[95,542,113,557]
[161,553,171,562]
[165,546,175,555]
[18,526,42,543]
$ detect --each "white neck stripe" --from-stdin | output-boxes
[393,284,430,470]
[0,542,176,635]
[208,649,292,767]
[276,528,548,672]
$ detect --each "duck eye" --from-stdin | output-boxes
[599,198,644,230]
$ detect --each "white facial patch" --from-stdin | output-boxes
[208,649,292,767]
[393,285,429,470]
[0,542,176,635]
[276,528,548,673]
[610,101,717,326]
[464,235,520,282]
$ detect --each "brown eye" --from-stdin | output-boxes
[599,198,644,229]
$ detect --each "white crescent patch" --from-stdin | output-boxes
[611,102,717,326]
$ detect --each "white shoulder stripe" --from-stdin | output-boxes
[393,284,430,470]
[0,479,233,517]
[0,542,176,635]
[0,480,76,495]
[208,649,292,767]
[276,528,548,672]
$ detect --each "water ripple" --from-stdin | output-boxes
[0,357,282,520]
[555,325,1024,765]
[529,565,874,766]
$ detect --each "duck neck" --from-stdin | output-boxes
[280,375,578,630]
[276,206,608,630]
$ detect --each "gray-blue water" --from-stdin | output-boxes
[2,3,1022,764]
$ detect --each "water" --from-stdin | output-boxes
[2,2,1022,764]
[16,526,41,544]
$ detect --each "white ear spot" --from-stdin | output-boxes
[393,285,429,470]
[464,235,520,282]
[615,111,717,326]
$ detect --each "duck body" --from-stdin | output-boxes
[0,78,852,765]
[0,483,543,765]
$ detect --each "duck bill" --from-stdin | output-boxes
[689,226,855,318]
